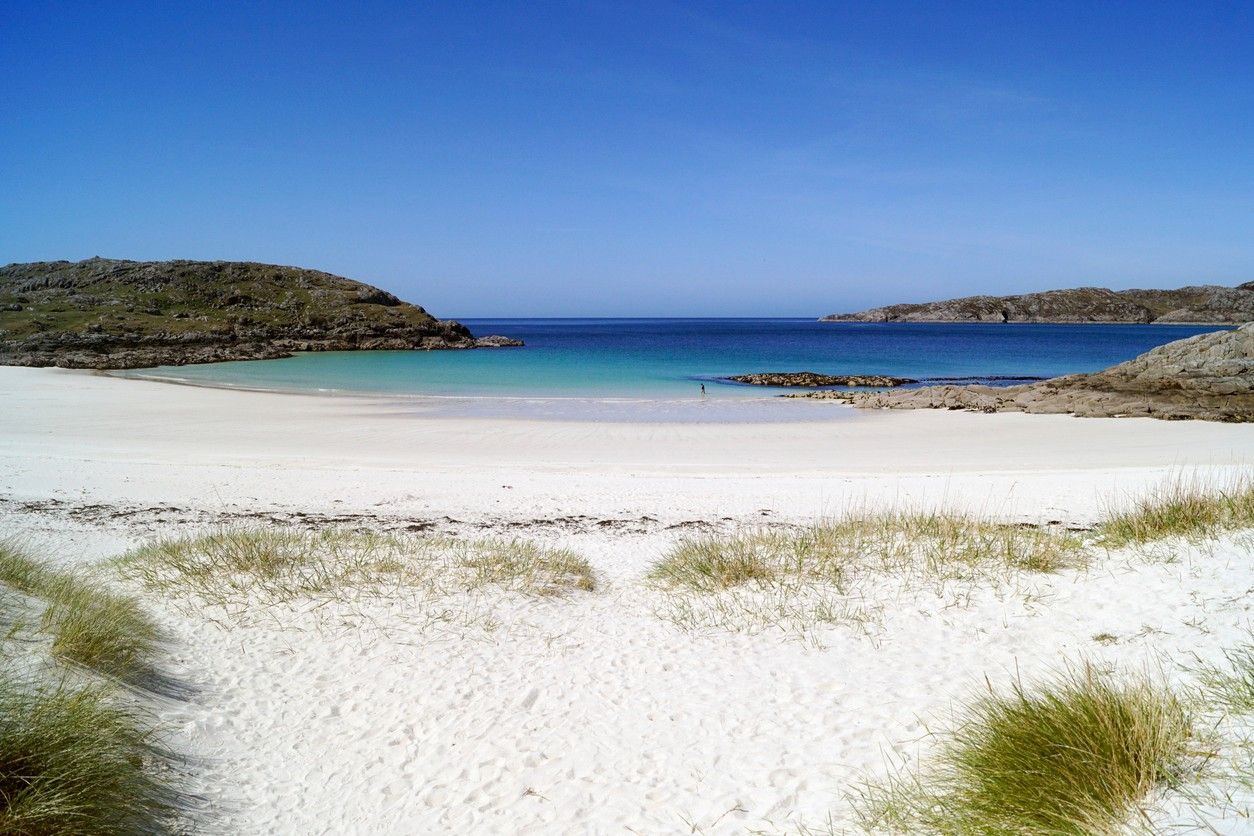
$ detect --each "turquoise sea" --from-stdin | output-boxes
[124,319,1228,421]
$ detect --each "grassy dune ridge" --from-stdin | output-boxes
[0,673,182,835]
[117,529,597,611]
[649,511,1085,593]
[855,639,1254,835]
[0,541,183,834]
[1098,477,1254,547]
[647,510,1086,635]
[0,540,161,687]
[853,666,1196,835]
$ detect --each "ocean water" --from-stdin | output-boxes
[124,319,1227,421]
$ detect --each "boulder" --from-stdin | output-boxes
[840,324,1253,422]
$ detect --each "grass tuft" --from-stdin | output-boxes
[648,532,787,592]
[1099,476,1254,548]
[455,539,597,595]
[648,512,1083,637]
[0,540,53,595]
[650,512,1084,593]
[856,665,1194,835]
[0,669,179,835]
[1195,640,1254,716]
[117,528,596,610]
[0,541,161,687]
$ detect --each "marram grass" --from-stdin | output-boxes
[0,540,51,596]
[0,540,160,688]
[117,528,596,608]
[649,511,1084,594]
[855,666,1193,835]
[0,543,182,834]
[0,670,180,835]
[1194,639,1254,716]
[1099,476,1254,548]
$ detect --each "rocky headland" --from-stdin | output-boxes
[725,371,915,387]
[793,325,1253,422]
[0,258,521,369]
[822,283,1254,324]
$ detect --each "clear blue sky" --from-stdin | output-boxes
[2,2,1251,316]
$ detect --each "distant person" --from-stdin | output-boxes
[700,383,706,397]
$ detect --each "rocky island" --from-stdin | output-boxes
[822,282,1254,324]
[793,324,1253,422]
[725,371,914,387]
[0,258,521,369]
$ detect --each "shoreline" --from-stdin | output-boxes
[107,366,836,406]
[103,366,859,425]
[4,365,1252,519]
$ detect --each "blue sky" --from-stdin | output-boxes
[2,1,1251,316]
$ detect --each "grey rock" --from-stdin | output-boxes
[838,324,1253,422]
[726,371,914,387]
[473,335,525,348]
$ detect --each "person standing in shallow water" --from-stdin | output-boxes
[700,383,706,397]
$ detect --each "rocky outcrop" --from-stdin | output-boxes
[471,334,525,348]
[725,371,914,387]
[0,258,522,369]
[818,325,1253,422]
[823,283,1254,324]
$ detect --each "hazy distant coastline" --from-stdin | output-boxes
[822,282,1254,324]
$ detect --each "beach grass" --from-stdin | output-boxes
[1098,476,1254,548]
[650,511,1084,594]
[117,528,596,609]
[855,665,1193,835]
[647,511,1083,637]
[0,542,182,833]
[1194,640,1254,716]
[0,669,179,835]
[0,539,53,595]
[455,538,596,594]
[0,540,161,688]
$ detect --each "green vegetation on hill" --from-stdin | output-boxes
[0,257,517,368]
[823,282,1254,323]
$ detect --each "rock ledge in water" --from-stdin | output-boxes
[725,371,914,387]
[823,325,1253,422]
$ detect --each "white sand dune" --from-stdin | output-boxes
[2,366,1253,834]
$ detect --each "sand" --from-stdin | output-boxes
[2,365,1253,834]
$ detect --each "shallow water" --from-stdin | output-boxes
[123,319,1227,421]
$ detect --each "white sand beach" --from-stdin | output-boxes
[2,365,1253,834]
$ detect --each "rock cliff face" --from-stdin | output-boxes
[827,325,1253,422]
[822,283,1254,324]
[0,258,521,369]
